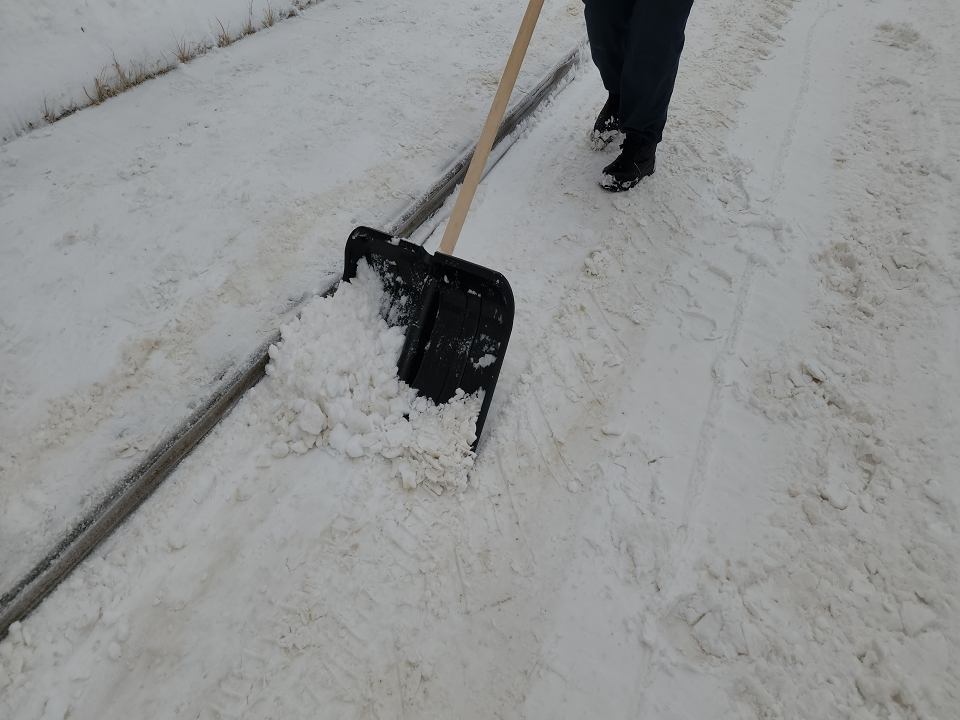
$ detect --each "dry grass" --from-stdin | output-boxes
[263,2,278,27]
[174,34,205,64]
[33,0,326,131]
[215,19,232,47]
[111,55,131,89]
[83,54,176,106]
[43,97,58,124]
[83,76,108,105]
[242,13,256,36]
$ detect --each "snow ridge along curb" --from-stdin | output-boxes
[0,42,587,638]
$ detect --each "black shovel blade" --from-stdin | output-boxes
[342,226,514,447]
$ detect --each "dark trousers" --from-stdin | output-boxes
[583,0,694,144]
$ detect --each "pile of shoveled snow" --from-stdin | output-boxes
[257,261,481,492]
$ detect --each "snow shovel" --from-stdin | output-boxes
[342,0,545,444]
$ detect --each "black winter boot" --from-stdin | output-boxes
[599,132,656,192]
[591,93,621,149]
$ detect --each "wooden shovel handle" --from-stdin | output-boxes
[438,0,546,256]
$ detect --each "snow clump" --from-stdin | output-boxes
[261,261,481,491]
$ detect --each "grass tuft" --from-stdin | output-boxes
[174,34,198,64]
[83,75,107,105]
[263,2,277,28]
[216,18,232,48]
[242,1,257,36]
[43,97,57,124]
[82,55,176,107]
[111,55,132,91]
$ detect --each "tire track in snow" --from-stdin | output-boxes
[654,0,835,569]
[645,0,831,597]
[575,0,819,711]
[766,0,835,204]
[678,257,757,534]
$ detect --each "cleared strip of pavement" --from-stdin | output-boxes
[0,41,587,637]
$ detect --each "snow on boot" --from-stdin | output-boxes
[599,133,656,192]
[591,93,622,149]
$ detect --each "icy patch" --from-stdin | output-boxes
[261,261,480,492]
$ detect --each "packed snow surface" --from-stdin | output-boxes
[0,0,586,588]
[260,261,480,492]
[2,0,960,717]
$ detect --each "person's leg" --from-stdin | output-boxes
[618,0,695,144]
[583,0,633,95]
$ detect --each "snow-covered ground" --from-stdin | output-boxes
[3,0,960,717]
[1,0,314,142]
[0,0,586,590]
